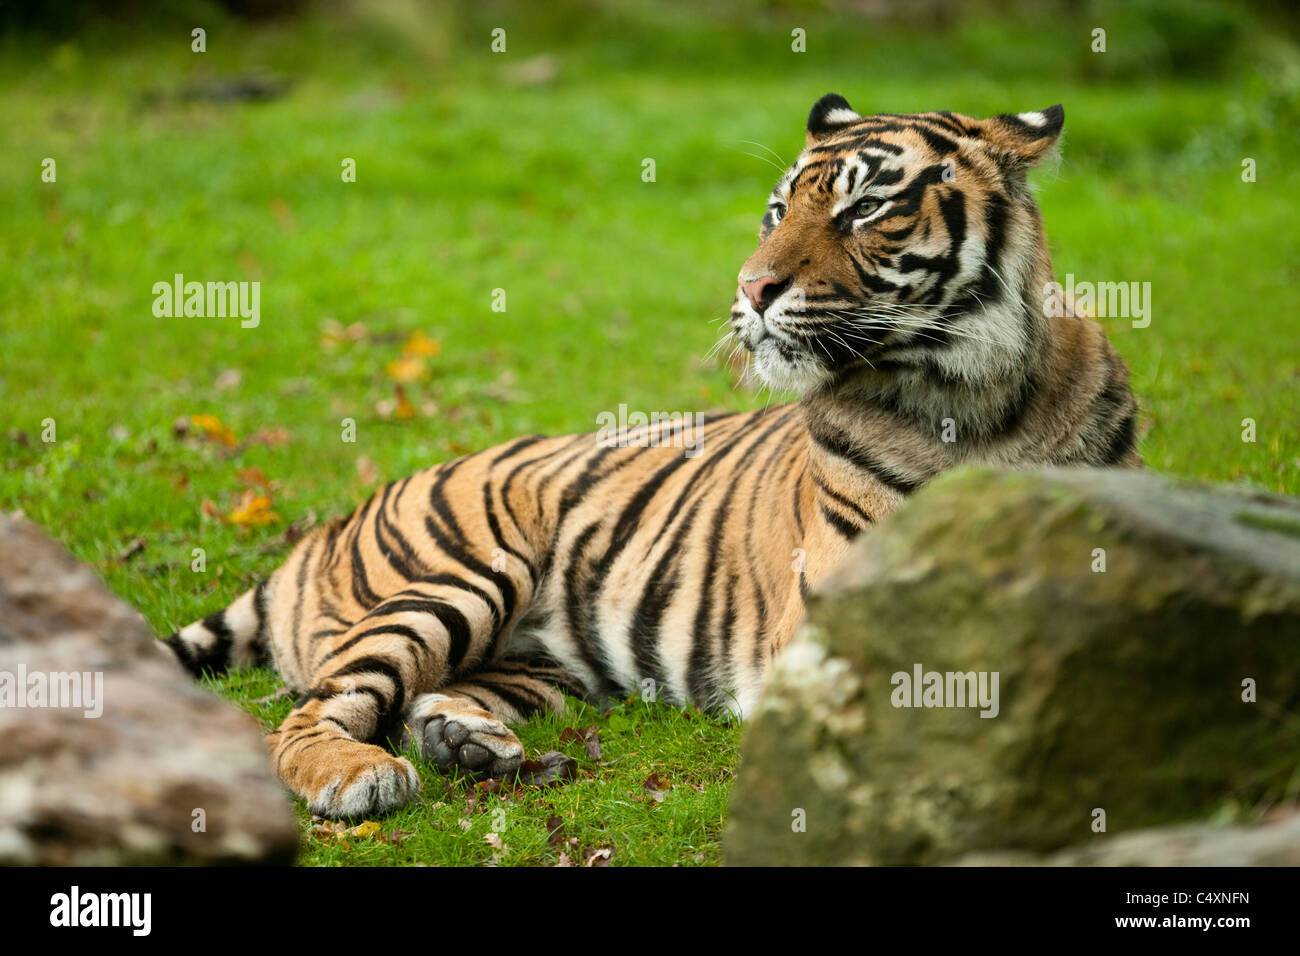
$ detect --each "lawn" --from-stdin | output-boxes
[1,0,1297,865]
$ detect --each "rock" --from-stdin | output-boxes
[0,513,298,864]
[725,467,1300,866]
[953,812,1300,866]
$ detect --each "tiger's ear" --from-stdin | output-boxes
[976,105,1064,172]
[806,93,862,146]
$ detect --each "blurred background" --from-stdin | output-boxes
[1,0,1297,624]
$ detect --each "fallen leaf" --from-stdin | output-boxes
[484,833,504,850]
[559,725,603,760]
[116,538,146,563]
[356,456,380,485]
[482,370,528,404]
[247,426,291,448]
[555,851,575,867]
[188,413,237,447]
[385,354,426,384]
[270,196,296,230]
[214,368,242,391]
[200,498,222,521]
[349,820,382,840]
[394,385,416,419]
[584,847,613,867]
[516,751,579,788]
[236,465,271,489]
[643,772,672,803]
[401,330,441,357]
[280,508,317,545]
[320,318,368,350]
[227,490,279,526]
[545,815,566,849]
[253,687,292,705]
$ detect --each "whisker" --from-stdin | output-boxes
[736,139,789,169]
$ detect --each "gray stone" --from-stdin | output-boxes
[0,513,298,864]
[725,467,1300,866]
[954,812,1300,866]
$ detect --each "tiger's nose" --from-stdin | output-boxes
[741,275,791,315]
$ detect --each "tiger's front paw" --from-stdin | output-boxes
[279,737,421,819]
[405,694,524,778]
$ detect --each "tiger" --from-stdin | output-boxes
[163,94,1140,818]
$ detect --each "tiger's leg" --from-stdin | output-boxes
[267,580,508,818]
[401,659,586,776]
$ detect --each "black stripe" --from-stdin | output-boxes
[473,678,546,719]
[347,494,381,610]
[316,623,429,667]
[814,480,875,525]
[289,536,317,676]
[808,424,923,494]
[421,514,512,627]
[1099,409,1138,465]
[326,656,407,712]
[482,480,536,581]
[820,502,865,539]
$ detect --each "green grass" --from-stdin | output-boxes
[1,0,1298,865]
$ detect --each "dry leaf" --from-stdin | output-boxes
[643,772,672,803]
[227,490,279,526]
[545,815,566,849]
[247,426,291,448]
[214,368,242,391]
[394,385,416,419]
[584,847,613,867]
[401,330,441,357]
[116,538,145,563]
[385,354,426,383]
[188,413,237,447]
[516,751,579,788]
[236,465,271,489]
[253,687,292,705]
[320,319,368,350]
[356,456,380,485]
[559,725,603,760]
[270,196,296,230]
[482,370,527,404]
[280,508,317,545]
[349,820,382,840]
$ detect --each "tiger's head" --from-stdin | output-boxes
[732,94,1065,395]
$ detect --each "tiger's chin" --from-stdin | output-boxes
[751,339,833,395]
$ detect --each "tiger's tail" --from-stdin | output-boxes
[163,579,272,678]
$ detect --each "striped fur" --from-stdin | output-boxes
[164,97,1140,817]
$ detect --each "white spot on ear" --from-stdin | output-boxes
[821,107,861,127]
[1017,111,1047,128]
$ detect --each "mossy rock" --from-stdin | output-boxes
[725,467,1300,866]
